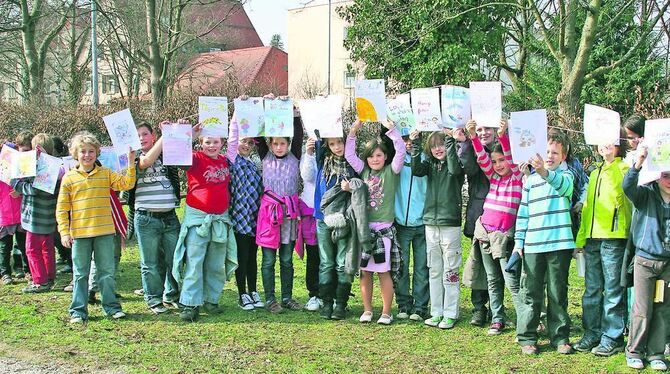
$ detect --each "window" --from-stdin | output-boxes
[6,83,17,99]
[101,75,116,95]
[343,26,349,42]
[343,71,355,88]
[85,80,92,95]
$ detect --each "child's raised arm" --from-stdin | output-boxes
[497,120,520,177]
[444,131,462,176]
[384,120,406,174]
[410,131,429,177]
[109,149,137,191]
[301,138,317,184]
[226,112,239,162]
[138,120,167,170]
[468,120,493,180]
[291,116,304,159]
[345,119,364,174]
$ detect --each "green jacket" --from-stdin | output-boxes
[576,157,632,247]
[411,136,464,227]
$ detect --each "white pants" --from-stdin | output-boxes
[425,225,462,319]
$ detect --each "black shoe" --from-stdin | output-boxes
[88,291,98,305]
[470,308,487,327]
[573,339,599,353]
[331,303,347,320]
[320,301,333,319]
[180,306,199,322]
[591,343,624,357]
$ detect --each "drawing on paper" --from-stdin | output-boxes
[198,97,228,138]
[441,86,470,128]
[355,79,386,122]
[264,99,293,137]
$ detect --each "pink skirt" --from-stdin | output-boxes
[360,221,391,273]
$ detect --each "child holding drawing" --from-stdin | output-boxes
[0,141,24,286]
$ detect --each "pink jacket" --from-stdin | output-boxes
[256,189,300,251]
[0,181,21,226]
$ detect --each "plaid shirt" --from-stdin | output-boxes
[230,155,263,235]
[364,225,402,284]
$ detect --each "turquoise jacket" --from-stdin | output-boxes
[394,153,427,227]
[515,162,576,254]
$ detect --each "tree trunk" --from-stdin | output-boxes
[146,0,164,110]
[21,13,45,102]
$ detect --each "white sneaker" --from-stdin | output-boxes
[377,314,393,325]
[111,311,126,320]
[69,316,83,324]
[251,292,265,308]
[239,293,255,311]
[305,296,321,311]
[409,313,422,321]
[396,311,409,320]
[424,316,443,327]
[359,311,373,323]
[665,343,670,357]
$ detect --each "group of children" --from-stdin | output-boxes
[1,97,668,370]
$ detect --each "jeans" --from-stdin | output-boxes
[261,243,294,303]
[234,233,258,296]
[179,226,228,307]
[316,220,351,302]
[25,232,56,285]
[626,256,670,361]
[516,250,572,346]
[0,234,14,276]
[70,234,121,319]
[394,224,429,314]
[89,234,121,292]
[135,212,180,307]
[425,225,462,319]
[581,239,626,346]
[481,250,520,324]
[305,243,319,298]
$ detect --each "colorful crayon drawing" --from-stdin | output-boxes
[103,109,141,151]
[32,153,62,194]
[98,146,126,173]
[469,81,502,128]
[161,123,193,166]
[198,96,229,138]
[233,97,265,137]
[644,118,670,172]
[0,144,17,184]
[264,98,294,137]
[386,93,416,136]
[11,150,37,179]
[410,88,441,132]
[583,104,621,145]
[355,79,386,122]
[441,85,471,128]
[509,109,548,164]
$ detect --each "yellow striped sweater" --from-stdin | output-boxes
[56,165,136,239]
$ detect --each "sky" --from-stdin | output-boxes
[243,0,329,49]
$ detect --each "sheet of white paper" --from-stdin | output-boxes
[32,153,62,194]
[103,109,141,151]
[441,85,471,128]
[355,79,386,122]
[469,81,502,128]
[161,124,193,166]
[583,104,621,145]
[234,97,265,137]
[10,150,37,179]
[299,95,344,139]
[386,93,415,136]
[0,145,17,184]
[61,156,79,171]
[509,109,549,163]
[198,96,229,138]
[410,88,441,132]
[643,118,670,172]
[264,99,294,137]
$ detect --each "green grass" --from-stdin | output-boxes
[0,234,649,373]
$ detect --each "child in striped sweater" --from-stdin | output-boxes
[467,120,522,336]
[11,134,59,294]
[514,130,575,355]
[56,133,136,324]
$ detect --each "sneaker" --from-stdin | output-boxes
[424,316,443,327]
[282,299,302,311]
[69,316,84,324]
[556,344,574,355]
[203,302,223,314]
[396,310,410,320]
[359,311,373,323]
[666,343,670,357]
[251,292,265,308]
[320,302,333,319]
[266,300,283,314]
[438,318,457,329]
[409,313,423,321]
[574,339,599,353]
[487,321,504,335]
[111,311,126,320]
[239,294,255,311]
[63,283,73,292]
[163,300,180,309]
[150,304,169,315]
[650,359,668,371]
[377,313,393,325]
[521,345,539,355]
[133,289,144,296]
[88,291,97,304]
[470,309,487,327]
[591,343,624,357]
[304,296,321,311]
[22,283,50,293]
[626,357,644,370]
[180,306,199,322]
[2,274,12,285]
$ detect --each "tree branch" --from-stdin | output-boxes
[528,0,561,61]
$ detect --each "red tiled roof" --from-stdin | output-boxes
[186,1,263,50]
[175,46,288,95]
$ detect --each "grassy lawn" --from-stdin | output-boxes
[0,234,647,373]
